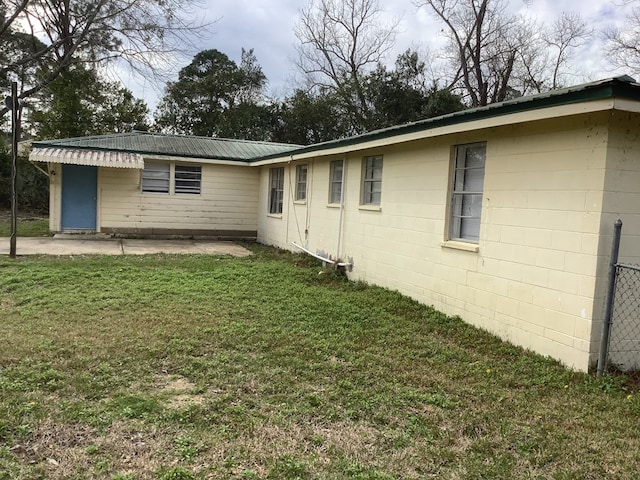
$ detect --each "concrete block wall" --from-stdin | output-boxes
[599,111,640,369]
[603,111,640,262]
[258,112,616,371]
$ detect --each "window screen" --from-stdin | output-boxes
[329,160,344,204]
[269,167,284,214]
[295,164,308,201]
[362,156,383,205]
[450,143,486,242]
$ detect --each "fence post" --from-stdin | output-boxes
[597,219,623,376]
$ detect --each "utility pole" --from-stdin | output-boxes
[5,82,19,258]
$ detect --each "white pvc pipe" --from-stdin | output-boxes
[336,158,346,259]
[291,241,351,267]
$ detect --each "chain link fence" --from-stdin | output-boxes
[605,263,640,372]
[598,220,640,375]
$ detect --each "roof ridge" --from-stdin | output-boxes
[37,132,136,143]
[130,130,300,147]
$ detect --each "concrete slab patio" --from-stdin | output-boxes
[0,237,253,257]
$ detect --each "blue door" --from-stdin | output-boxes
[61,164,97,230]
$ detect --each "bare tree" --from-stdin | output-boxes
[416,0,591,106]
[415,0,522,106]
[543,12,592,90]
[0,0,208,117]
[605,1,640,75]
[294,0,398,130]
[511,12,591,94]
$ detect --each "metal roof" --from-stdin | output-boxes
[256,76,640,161]
[30,76,640,166]
[32,131,302,162]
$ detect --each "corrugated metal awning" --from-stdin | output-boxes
[30,147,144,169]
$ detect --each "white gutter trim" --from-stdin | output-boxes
[29,147,144,169]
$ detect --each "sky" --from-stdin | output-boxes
[116,0,635,111]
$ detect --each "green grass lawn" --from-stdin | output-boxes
[0,211,50,237]
[0,246,638,479]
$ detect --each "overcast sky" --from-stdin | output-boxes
[118,0,634,111]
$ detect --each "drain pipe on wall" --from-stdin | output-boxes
[304,159,314,248]
[336,156,347,260]
[291,156,353,272]
[285,155,293,245]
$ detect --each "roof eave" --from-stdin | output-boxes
[251,76,640,163]
[29,142,258,163]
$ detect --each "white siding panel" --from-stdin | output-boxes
[99,163,259,233]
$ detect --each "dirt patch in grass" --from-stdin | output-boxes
[11,420,97,479]
[155,374,206,408]
[97,420,174,476]
[1,297,16,310]
[6,374,209,479]
[14,419,176,479]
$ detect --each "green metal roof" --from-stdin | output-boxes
[33,131,302,162]
[256,75,640,161]
[32,76,640,164]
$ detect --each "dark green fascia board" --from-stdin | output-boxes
[255,76,640,162]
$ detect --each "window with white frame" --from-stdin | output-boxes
[295,164,308,201]
[141,163,202,195]
[449,143,486,243]
[141,162,170,193]
[175,165,202,194]
[329,160,344,204]
[362,155,383,205]
[269,167,284,214]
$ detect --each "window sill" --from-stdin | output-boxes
[267,213,283,219]
[326,203,341,208]
[293,200,307,205]
[359,204,381,212]
[441,240,479,253]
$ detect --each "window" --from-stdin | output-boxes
[295,164,308,201]
[175,165,201,194]
[142,163,202,195]
[362,155,383,205]
[329,160,344,204]
[141,162,170,193]
[269,167,284,214]
[449,143,486,243]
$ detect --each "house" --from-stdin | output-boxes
[30,133,300,238]
[30,76,640,371]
